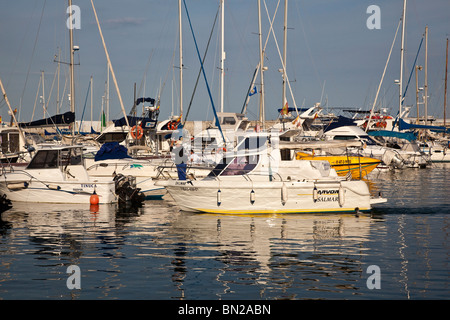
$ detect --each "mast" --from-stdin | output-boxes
[424,25,428,126]
[56,47,61,114]
[258,0,265,128]
[91,0,129,128]
[106,62,109,122]
[415,65,422,124]
[220,0,225,113]
[41,70,45,117]
[282,0,288,113]
[398,0,406,118]
[178,0,183,121]
[68,0,75,135]
[90,75,93,129]
[444,38,448,127]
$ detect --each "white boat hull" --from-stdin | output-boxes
[0,172,117,204]
[159,178,385,214]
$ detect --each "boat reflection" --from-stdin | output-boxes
[167,210,376,298]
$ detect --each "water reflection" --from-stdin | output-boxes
[1,166,449,300]
[166,211,375,299]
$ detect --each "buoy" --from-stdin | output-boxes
[217,189,222,207]
[250,189,255,204]
[90,190,100,205]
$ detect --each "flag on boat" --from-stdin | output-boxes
[249,86,257,96]
[101,111,106,128]
[292,115,301,127]
[281,99,289,115]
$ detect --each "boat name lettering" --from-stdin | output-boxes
[334,159,351,164]
[316,196,339,202]
[317,189,338,195]
[316,189,339,202]
[81,184,96,188]
[175,181,187,185]
[180,187,198,191]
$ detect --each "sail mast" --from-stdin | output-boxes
[444,38,448,128]
[258,0,265,128]
[398,0,406,119]
[424,25,428,126]
[220,0,225,113]
[282,0,288,113]
[178,0,183,121]
[68,0,75,135]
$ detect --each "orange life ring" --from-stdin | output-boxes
[130,125,143,139]
[167,121,178,130]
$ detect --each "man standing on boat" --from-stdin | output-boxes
[172,140,189,180]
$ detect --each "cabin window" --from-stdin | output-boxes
[27,150,59,169]
[96,132,128,144]
[237,136,267,152]
[1,132,19,154]
[333,135,355,141]
[221,117,236,125]
[60,148,83,166]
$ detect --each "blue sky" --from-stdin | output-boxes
[0,0,449,124]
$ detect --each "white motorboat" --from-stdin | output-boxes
[0,145,118,204]
[324,125,430,169]
[85,155,168,199]
[156,132,386,214]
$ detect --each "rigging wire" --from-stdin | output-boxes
[19,0,47,119]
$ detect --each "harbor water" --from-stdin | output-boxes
[0,164,449,300]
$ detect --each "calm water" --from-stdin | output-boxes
[0,164,449,300]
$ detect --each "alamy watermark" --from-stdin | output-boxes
[366,265,381,289]
[67,5,81,30]
[66,265,81,290]
[366,5,381,30]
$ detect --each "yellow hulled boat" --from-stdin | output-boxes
[295,152,381,179]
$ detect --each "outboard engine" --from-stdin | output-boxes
[113,174,145,205]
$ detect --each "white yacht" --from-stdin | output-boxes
[156,132,386,214]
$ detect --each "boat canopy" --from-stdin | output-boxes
[323,116,357,132]
[112,115,157,129]
[368,129,416,142]
[18,111,75,128]
[398,118,450,133]
[94,142,131,161]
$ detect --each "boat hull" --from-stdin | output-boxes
[0,173,117,204]
[159,178,385,214]
[296,153,381,179]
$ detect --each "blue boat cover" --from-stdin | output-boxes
[368,130,417,142]
[398,118,450,133]
[94,142,131,161]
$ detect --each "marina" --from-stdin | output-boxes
[0,0,449,301]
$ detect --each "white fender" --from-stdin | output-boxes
[281,183,288,205]
[338,185,345,207]
[217,189,222,206]
[250,189,255,204]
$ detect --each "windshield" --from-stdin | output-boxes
[208,136,266,177]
